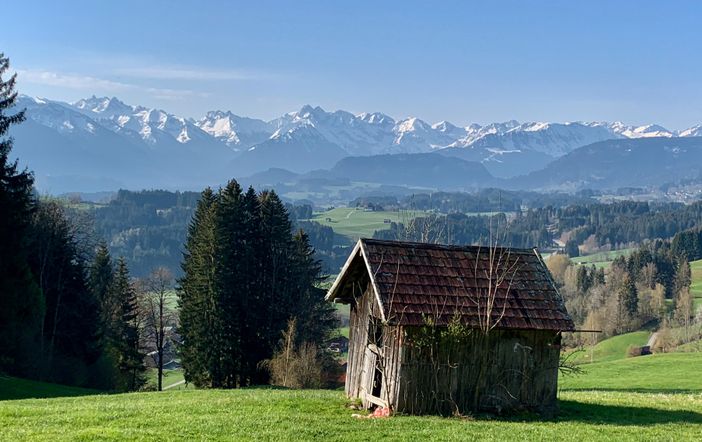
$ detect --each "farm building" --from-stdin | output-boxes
[326,238,575,415]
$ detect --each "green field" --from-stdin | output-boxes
[571,248,635,269]
[146,369,188,391]
[3,351,702,440]
[570,331,651,365]
[689,259,702,298]
[311,207,413,241]
[561,352,702,392]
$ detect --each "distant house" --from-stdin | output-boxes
[326,239,574,415]
[383,219,392,224]
[327,336,349,353]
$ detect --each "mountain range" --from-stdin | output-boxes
[9,95,702,194]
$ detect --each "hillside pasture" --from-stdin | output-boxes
[3,351,702,440]
[689,259,702,310]
[311,207,412,241]
[571,248,635,269]
[1,387,701,440]
[569,331,651,365]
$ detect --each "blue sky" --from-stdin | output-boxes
[3,0,702,128]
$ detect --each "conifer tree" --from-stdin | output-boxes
[259,190,295,352]
[178,188,219,387]
[111,257,145,391]
[90,242,115,335]
[29,201,102,383]
[178,185,338,388]
[0,52,43,375]
[290,230,338,346]
[214,180,247,387]
[239,186,265,384]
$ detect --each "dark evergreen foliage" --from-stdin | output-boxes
[27,202,102,386]
[178,182,338,388]
[0,53,42,375]
[110,258,146,391]
[178,188,219,387]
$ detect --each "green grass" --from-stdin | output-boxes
[3,352,702,440]
[689,259,702,298]
[571,248,635,269]
[561,352,702,393]
[310,208,420,241]
[2,387,702,441]
[146,369,188,390]
[570,331,651,365]
[0,376,99,401]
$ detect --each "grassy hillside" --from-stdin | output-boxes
[1,386,701,441]
[3,351,702,440]
[146,369,189,391]
[311,207,412,240]
[571,248,634,269]
[0,376,99,401]
[561,352,702,393]
[689,260,702,311]
[570,331,651,365]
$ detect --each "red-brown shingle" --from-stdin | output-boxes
[327,238,575,331]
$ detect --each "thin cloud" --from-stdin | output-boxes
[16,69,208,100]
[17,69,132,91]
[114,66,258,81]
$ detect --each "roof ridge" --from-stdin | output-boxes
[360,238,538,254]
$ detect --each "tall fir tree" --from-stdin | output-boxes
[178,188,220,387]
[0,52,43,376]
[111,257,145,391]
[89,242,115,337]
[214,180,247,387]
[239,186,265,385]
[619,275,639,322]
[259,190,295,354]
[290,230,338,347]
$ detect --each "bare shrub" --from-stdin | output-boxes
[260,319,326,389]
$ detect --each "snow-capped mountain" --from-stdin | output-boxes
[9,93,702,192]
[195,111,272,149]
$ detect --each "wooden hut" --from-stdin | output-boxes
[326,239,575,415]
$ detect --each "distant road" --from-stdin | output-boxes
[647,332,658,349]
[163,380,186,390]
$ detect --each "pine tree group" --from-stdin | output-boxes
[178,181,337,388]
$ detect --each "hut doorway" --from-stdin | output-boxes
[361,322,385,407]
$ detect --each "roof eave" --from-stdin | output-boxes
[324,239,363,302]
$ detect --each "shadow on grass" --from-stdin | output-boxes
[0,376,103,401]
[554,399,702,426]
[561,387,702,395]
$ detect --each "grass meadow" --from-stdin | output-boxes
[2,351,702,440]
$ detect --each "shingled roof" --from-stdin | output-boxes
[326,238,575,332]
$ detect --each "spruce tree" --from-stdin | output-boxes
[0,52,42,375]
[214,180,247,387]
[619,275,639,321]
[90,242,115,336]
[259,190,295,354]
[239,186,265,384]
[178,188,219,387]
[111,257,145,391]
[290,230,338,346]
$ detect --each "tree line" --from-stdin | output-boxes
[0,56,161,389]
[549,237,697,349]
